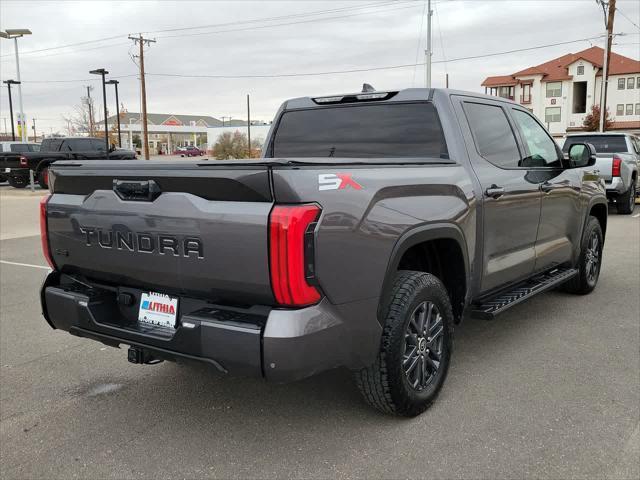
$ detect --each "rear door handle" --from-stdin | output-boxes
[541,180,571,193]
[485,185,505,199]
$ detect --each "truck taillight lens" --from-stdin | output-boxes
[19,156,27,167]
[612,156,622,177]
[269,204,322,307]
[40,194,56,270]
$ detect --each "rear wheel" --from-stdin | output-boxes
[354,271,453,416]
[561,216,603,294]
[616,178,636,214]
[8,176,28,189]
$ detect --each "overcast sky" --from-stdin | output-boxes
[1,0,639,135]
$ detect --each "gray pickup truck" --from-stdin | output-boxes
[39,88,607,416]
[563,133,639,214]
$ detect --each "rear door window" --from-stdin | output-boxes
[463,102,521,168]
[562,136,628,154]
[271,103,448,159]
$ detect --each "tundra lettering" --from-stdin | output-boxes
[79,226,203,258]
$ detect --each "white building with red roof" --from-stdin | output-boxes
[481,46,640,136]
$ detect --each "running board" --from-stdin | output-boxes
[471,267,578,320]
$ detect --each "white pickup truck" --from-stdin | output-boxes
[563,133,639,214]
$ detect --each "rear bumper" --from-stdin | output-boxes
[605,177,625,195]
[41,272,380,382]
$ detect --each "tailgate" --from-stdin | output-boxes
[595,155,613,181]
[47,161,274,304]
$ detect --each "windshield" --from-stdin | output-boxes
[562,136,628,154]
[270,102,448,159]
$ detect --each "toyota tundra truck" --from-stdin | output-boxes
[39,88,607,416]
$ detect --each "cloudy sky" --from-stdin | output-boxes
[1,0,639,135]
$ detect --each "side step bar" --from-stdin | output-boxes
[471,267,578,320]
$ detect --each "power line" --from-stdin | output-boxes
[4,33,627,86]
[615,6,640,30]
[156,2,422,39]
[143,1,408,35]
[0,1,412,58]
[144,34,612,79]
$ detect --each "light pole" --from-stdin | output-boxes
[89,68,110,154]
[2,80,20,141]
[105,80,121,147]
[0,29,32,142]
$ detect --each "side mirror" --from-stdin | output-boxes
[568,142,597,168]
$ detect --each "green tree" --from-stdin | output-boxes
[212,131,262,159]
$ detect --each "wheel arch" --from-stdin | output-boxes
[378,223,470,325]
[588,200,608,239]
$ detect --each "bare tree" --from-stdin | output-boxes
[61,88,96,135]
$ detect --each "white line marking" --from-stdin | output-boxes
[632,213,640,218]
[0,260,50,270]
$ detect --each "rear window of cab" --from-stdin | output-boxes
[271,103,448,159]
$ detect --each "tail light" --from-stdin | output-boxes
[612,156,622,177]
[39,194,56,270]
[19,155,27,167]
[269,204,322,307]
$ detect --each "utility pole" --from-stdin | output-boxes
[247,94,251,158]
[425,0,433,88]
[599,0,616,132]
[129,34,156,159]
[32,118,36,142]
[2,80,18,140]
[86,86,94,136]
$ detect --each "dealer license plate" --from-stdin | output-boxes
[138,292,178,328]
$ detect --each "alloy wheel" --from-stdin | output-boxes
[402,301,444,391]
[585,232,601,284]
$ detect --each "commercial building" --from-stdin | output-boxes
[481,46,640,136]
[106,112,270,153]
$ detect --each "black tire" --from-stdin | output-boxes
[37,168,49,189]
[561,216,603,295]
[616,178,636,215]
[8,176,28,189]
[354,271,453,417]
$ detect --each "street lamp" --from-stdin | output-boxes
[2,79,20,141]
[89,68,110,154]
[105,79,121,147]
[0,28,32,142]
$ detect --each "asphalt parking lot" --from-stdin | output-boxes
[0,184,638,479]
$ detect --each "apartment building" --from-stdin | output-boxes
[481,46,640,136]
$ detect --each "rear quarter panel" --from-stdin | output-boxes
[271,164,476,306]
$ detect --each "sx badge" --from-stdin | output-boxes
[318,173,363,191]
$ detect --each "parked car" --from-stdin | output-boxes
[0,141,40,183]
[0,137,136,189]
[40,88,606,416]
[173,146,205,157]
[563,133,639,214]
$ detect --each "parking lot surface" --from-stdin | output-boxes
[0,184,638,479]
